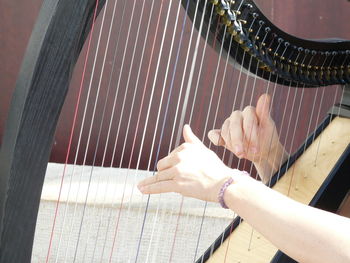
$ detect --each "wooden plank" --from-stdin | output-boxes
[207,117,350,263]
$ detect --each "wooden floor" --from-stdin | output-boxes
[207,117,350,263]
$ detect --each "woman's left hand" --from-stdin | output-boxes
[138,125,238,203]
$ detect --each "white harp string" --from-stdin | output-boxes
[38,1,346,262]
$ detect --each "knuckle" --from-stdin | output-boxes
[179,143,186,151]
[243,106,255,113]
[221,131,230,143]
[173,153,182,163]
[244,123,253,131]
[231,110,241,118]
[172,180,182,191]
[156,160,162,170]
[174,165,182,174]
[182,142,191,149]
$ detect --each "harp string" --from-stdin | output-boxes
[137,2,185,262]
[277,52,312,192]
[140,2,192,262]
[163,4,228,260]
[64,0,131,260]
[73,0,125,258]
[102,8,159,257]
[207,13,266,261]
[217,28,294,257]
[245,33,296,254]
[188,5,216,125]
[285,55,329,191]
[168,1,218,259]
[104,0,167,260]
[292,51,318,185]
[55,0,136,260]
[224,26,269,173]
[235,33,287,255]
[169,2,219,261]
[287,53,338,197]
[84,0,167,260]
[181,4,241,260]
[240,23,270,253]
[88,0,131,259]
[241,22,279,174]
[119,0,180,260]
[159,4,221,260]
[272,51,309,188]
[64,0,116,260]
[190,15,246,261]
[233,20,279,254]
[268,50,301,185]
[192,20,239,262]
[130,0,208,260]
[192,31,239,260]
[141,0,196,259]
[240,41,289,256]
[46,0,101,261]
[208,7,273,259]
[186,14,242,261]
[82,0,149,260]
[39,1,346,262]
[87,1,135,260]
[313,52,341,165]
[168,0,206,152]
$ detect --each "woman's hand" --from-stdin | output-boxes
[138,125,244,203]
[208,94,288,182]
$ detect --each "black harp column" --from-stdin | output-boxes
[0,0,106,262]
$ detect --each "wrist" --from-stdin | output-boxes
[218,169,250,208]
[218,177,234,208]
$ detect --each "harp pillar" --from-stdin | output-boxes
[0,0,106,262]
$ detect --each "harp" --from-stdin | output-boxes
[0,0,349,262]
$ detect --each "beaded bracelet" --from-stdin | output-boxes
[218,171,249,209]
[218,177,234,209]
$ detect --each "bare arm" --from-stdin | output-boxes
[138,125,350,263]
[226,174,350,263]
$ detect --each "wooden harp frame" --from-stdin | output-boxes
[0,0,350,262]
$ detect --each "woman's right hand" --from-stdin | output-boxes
[208,94,288,183]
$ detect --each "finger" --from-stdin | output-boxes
[157,153,180,171]
[220,118,231,147]
[167,143,188,158]
[256,93,271,125]
[138,180,176,195]
[242,107,259,153]
[183,124,202,145]
[208,129,225,146]
[227,112,245,156]
[138,168,175,187]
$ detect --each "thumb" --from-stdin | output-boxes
[256,93,271,124]
[208,129,226,146]
[183,124,202,144]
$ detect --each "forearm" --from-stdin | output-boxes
[225,174,350,263]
